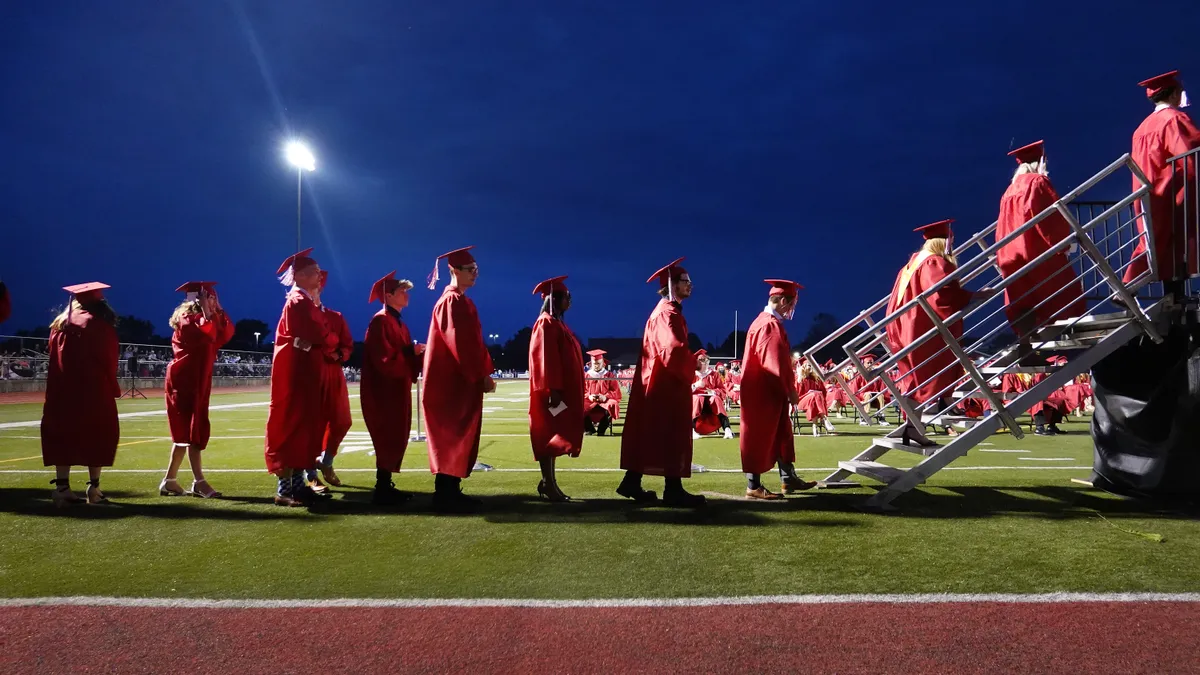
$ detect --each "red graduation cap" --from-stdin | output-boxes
[276,248,317,276]
[823,359,836,369]
[647,257,688,287]
[1008,140,1045,164]
[369,271,408,304]
[1139,70,1181,97]
[764,278,804,297]
[861,353,878,364]
[532,276,569,297]
[914,219,954,239]
[731,360,740,367]
[175,281,217,294]
[427,246,476,290]
[694,348,708,359]
[63,282,109,303]
[1046,355,1068,366]
[586,349,607,358]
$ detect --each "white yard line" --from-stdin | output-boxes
[0,466,1092,475]
[1017,457,1077,462]
[2,592,1198,609]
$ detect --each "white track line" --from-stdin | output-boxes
[0,396,361,430]
[2,592,1198,609]
[0,466,1092,475]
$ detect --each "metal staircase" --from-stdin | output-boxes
[803,153,1180,510]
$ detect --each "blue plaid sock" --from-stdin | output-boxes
[306,469,318,481]
[277,476,291,497]
[291,472,306,492]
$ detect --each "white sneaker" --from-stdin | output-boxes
[723,427,733,440]
[812,424,819,437]
[824,419,837,433]
[692,430,701,440]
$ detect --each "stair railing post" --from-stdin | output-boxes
[847,350,921,429]
[914,296,1024,438]
[1054,202,1163,343]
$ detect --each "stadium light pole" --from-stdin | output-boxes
[285,141,316,252]
[253,331,261,346]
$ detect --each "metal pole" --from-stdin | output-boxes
[733,310,738,358]
[296,168,303,252]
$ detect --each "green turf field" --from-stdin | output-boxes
[1,380,1196,600]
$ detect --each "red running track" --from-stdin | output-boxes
[2,601,1198,674]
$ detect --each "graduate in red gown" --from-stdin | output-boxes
[422,246,495,511]
[583,349,622,436]
[1123,70,1200,289]
[528,276,585,502]
[886,220,979,408]
[618,258,703,507]
[0,280,10,324]
[41,283,121,507]
[307,270,353,494]
[823,359,852,417]
[796,360,836,436]
[996,140,1085,356]
[724,360,742,405]
[691,349,734,439]
[739,279,817,500]
[848,354,889,425]
[360,272,423,505]
[159,281,233,499]
[264,248,330,507]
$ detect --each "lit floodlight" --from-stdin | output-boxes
[285,141,316,172]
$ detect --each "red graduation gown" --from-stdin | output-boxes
[725,371,741,404]
[423,286,493,478]
[319,307,353,458]
[164,310,234,450]
[264,289,328,473]
[620,298,695,478]
[41,309,120,467]
[886,252,973,404]
[584,370,622,422]
[796,375,829,422]
[738,311,796,474]
[0,282,10,324]
[691,368,728,422]
[996,173,1085,327]
[361,308,419,472]
[1124,107,1200,283]
[528,312,585,460]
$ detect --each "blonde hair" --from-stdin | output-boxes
[799,360,816,380]
[1012,160,1048,183]
[169,300,201,331]
[921,237,957,267]
[49,300,81,332]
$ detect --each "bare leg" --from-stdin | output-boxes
[87,466,108,504]
[538,457,568,500]
[186,446,205,482]
[52,465,83,507]
[165,444,187,480]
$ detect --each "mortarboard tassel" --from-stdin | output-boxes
[426,260,440,291]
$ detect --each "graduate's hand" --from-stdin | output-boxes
[548,389,563,408]
[974,287,998,301]
[482,376,497,393]
[788,391,800,406]
[414,343,426,356]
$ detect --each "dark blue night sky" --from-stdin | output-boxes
[2,0,1197,349]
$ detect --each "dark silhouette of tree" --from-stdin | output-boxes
[231,318,272,351]
[717,330,748,358]
[115,315,160,344]
[499,326,533,372]
[687,332,703,352]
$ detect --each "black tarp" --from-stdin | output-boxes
[1090,324,1200,499]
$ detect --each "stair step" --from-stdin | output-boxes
[980,365,1058,375]
[1045,310,1131,332]
[872,437,940,456]
[838,460,907,484]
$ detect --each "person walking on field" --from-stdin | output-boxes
[422,246,495,512]
[361,271,423,505]
[527,276,585,502]
[159,281,233,499]
[739,279,818,500]
[41,282,121,507]
[618,258,704,507]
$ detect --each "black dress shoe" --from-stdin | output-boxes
[662,489,706,508]
[432,490,481,513]
[616,483,658,502]
[372,482,412,506]
[1035,425,1053,436]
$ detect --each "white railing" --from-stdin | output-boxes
[805,153,1160,430]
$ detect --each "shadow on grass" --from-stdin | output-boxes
[1,484,1194,524]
